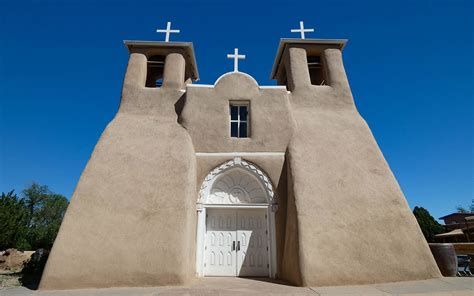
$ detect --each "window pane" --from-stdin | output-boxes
[230,106,238,120]
[239,106,247,121]
[239,122,247,138]
[231,122,239,137]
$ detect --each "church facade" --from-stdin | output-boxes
[39,36,441,289]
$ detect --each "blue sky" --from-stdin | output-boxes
[0,0,472,221]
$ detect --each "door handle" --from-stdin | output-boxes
[237,241,240,251]
[232,241,236,251]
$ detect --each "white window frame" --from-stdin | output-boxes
[229,101,250,138]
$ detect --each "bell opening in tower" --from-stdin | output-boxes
[146,55,165,88]
[307,55,326,86]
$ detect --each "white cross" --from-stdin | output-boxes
[156,21,180,42]
[227,48,246,72]
[291,21,314,39]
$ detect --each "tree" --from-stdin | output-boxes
[0,191,29,250]
[0,183,69,251]
[30,194,68,249]
[21,183,68,250]
[456,199,474,213]
[22,183,49,228]
[413,206,445,243]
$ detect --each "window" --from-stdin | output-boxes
[146,55,165,88]
[230,102,249,138]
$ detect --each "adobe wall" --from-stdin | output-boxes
[181,72,294,153]
[39,52,197,289]
[40,40,442,289]
[182,73,295,278]
[283,46,441,286]
[181,71,295,198]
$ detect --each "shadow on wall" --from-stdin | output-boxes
[174,94,186,124]
[236,219,269,277]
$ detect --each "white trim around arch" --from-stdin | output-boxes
[195,157,278,278]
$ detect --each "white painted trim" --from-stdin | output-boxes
[187,82,288,91]
[196,152,284,157]
[197,157,278,205]
[229,102,250,138]
[187,84,214,88]
[195,207,206,277]
[259,86,287,90]
[203,204,268,209]
[198,159,276,205]
[187,84,289,91]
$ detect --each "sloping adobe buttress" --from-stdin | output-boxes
[274,40,440,285]
[40,42,198,289]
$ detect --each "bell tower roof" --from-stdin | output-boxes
[270,38,347,80]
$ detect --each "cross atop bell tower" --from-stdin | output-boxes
[290,21,315,39]
[156,21,181,42]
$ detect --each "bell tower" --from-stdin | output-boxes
[271,38,348,94]
[124,40,198,90]
[270,37,441,286]
[40,38,200,289]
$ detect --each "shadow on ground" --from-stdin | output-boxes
[19,249,49,290]
[0,249,49,290]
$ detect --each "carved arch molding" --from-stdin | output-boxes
[198,157,277,208]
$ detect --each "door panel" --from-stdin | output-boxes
[204,209,237,276]
[204,208,269,277]
[236,209,269,276]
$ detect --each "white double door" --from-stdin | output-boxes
[204,208,269,277]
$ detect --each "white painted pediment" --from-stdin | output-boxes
[208,169,267,204]
[198,158,276,206]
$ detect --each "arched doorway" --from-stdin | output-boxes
[196,157,278,277]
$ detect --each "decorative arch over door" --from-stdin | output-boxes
[198,157,277,207]
[195,157,278,278]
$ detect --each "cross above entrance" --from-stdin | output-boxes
[227,48,246,72]
[156,21,180,42]
[290,21,314,39]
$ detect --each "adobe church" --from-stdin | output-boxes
[39,22,441,290]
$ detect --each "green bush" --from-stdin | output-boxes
[0,191,28,250]
[0,183,68,251]
[413,206,445,243]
